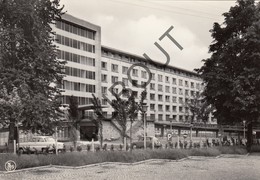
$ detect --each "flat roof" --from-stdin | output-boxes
[101,45,200,77]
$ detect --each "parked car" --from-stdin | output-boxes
[131,136,162,149]
[18,136,65,154]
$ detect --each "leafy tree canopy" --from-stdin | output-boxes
[197,0,260,125]
[0,0,65,137]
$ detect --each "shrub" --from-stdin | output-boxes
[102,144,107,151]
[69,146,74,152]
[95,146,100,152]
[87,144,91,151]
[110,144,114,151]
[76,146,82,152]
[0,146,248,171]
[217,146,247,154]
[119,144,123,151]
[251,145,260,152]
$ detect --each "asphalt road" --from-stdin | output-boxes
[1,154,260,180]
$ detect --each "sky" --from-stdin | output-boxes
[59,0,237,71]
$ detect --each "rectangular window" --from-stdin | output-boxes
[123,78,128,86]
[158,114,163,121]
[158,95,163,101]
[165,95,170,102]
[172,87,177,94]
[150,83,155,90]
[179,79,183,86]
[191,82,194,88]
[132,69,138,77]
[101,74,107,82]
[102,87,107,94]
[185,90,189,96]
[150,104,155,111]
[172,106,176,112]
[185,81,189,87]
[165,86,170,93]
[141,71,147,79]
[172,96,177,103]
[158,75,163,82]
[101,62,107,69]
[151,73,155,80]
[111,64,118,72]
[158,105,163,111]
[172,78,176,84]
[150,93,155,101]
[112,76,118,83]
[86,84,96,93]
[165,76,169,83]
[179,97,183,104]
[179,88,183,95]
[166,105,170,112]
[122,66,128,74]
[158,85,163,92]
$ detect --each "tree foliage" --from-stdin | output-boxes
[0,0,65,142]
[197,0,260,149]
[185,93,213,124]
[110,89,147,144]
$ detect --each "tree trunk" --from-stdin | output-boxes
[99,122,103,147]
[130,121,133,151]
[246,121,253,152]
[8,118,16,152]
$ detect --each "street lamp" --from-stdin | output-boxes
[243,120,246,139]
[190,123,193,141]
[169,118,173,134]
[142,103,148,149]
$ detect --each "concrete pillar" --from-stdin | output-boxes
[196,130,199,137]
[178,129,181,136]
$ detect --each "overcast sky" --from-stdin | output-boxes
[59,0,236,71]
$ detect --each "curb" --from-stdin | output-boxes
[0,153,249,174]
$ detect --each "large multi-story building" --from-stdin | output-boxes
[53,14,212,141]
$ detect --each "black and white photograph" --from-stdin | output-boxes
[0,0,260,179]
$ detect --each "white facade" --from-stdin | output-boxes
[53,14,101,110]
[100,46,204,124]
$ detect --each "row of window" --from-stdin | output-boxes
[57,50,95,66]
[101,62,201,89]
[99,112,191,122]
[60,95,93,105]
[65,66,95,80]
[58,80,95,93]
[56,20,95,40]
[102,49,200,80]
[56,34,95,53]
[150,104,189,112]
[151,114,190,121]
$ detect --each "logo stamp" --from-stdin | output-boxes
[5,160,16,172]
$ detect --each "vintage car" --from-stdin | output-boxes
[18,136,65,154]
[131,136,162,149]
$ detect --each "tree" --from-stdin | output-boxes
[110,89,147,145]
[68,96,80,148]
[91,94,104,147]
[197,0,260,150]
[185,93,213,125]
[0,0,65,145]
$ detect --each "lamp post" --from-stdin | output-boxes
[169,118,173,134]
[142,103,148,149]
[243,120,246,139]
[190,123,193,141]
